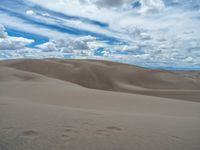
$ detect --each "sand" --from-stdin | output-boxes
[1,59,200,101]
[0,59,200,150]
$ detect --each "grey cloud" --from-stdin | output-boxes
[163,0,200,9]
[80,0,133,8]
[95,0,126,7]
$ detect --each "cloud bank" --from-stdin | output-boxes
[0,0,200,69]
[0,24,34,50]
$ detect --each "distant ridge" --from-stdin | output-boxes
[1,59,200,101]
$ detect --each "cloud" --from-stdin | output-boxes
[91,0,133,8]
[37,36,100,53]
[0,13,72,39]
[0,48,65,60]
[1,0,200,69]
[0,24,34,50]
[0,37,34,50]
[26,10,35,16]
[163,0,200,9]
[80,0,164,12]
[139,0,165,13]
[0,24,8,38]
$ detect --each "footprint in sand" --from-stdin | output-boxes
[96,129,110,136]
[105,126,122,131]
[96,126,122,136]
[171,135,182,141]
[21,130,39,138]
[61,126,79,142]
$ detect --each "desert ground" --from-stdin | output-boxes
[0,59,200,150]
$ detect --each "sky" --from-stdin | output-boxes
[0,0,200,70]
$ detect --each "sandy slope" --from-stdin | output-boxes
[1,59,200,101]
[0,60,200,150]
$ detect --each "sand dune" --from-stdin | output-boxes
[0,59,200,150]
[1,59,200,101]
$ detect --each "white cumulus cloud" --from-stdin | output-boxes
[37,36,100,53]
[26,10,35,16]
[0,24,34,50]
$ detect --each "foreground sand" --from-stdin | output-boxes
[0,60,200,150]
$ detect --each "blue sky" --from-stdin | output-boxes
[0,0,200,70]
